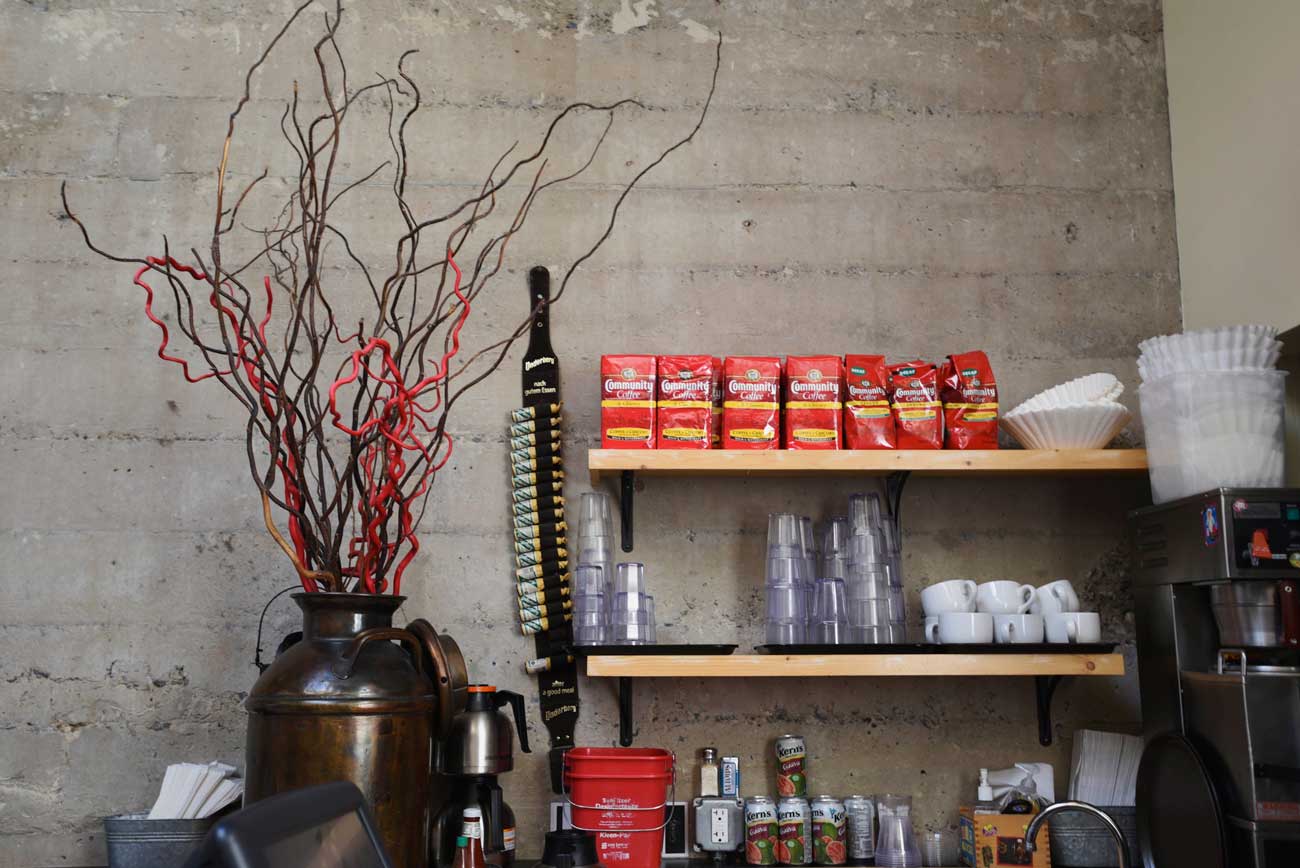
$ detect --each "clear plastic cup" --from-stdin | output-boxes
[920,831,956,867]
[578,492,615,536]
[766,619,807,645]
[820,554,849,581]
[613,606,650,626]
[850,597,890,626]
[614,590,650,613]
[875,795,920,868]
[614,622,651,644]
[573,595,605,614]
[573,609,605,627]
[854,625,889,644]
[573,622,606,646]
[766,586,807,620]
[820,516,851,559]
[812,578,848,622]
[846,567,889,600]
[887,587,907,623]
[812,621,850,644]
[849,493,886,535]
[885,623,907,644]
[849,532,887,564]
[578,537,614,561]
[645,596,657,644]
[574,564,605,596]
[615,562,647,595]
[766,556,809,584]
[768,512,803,557]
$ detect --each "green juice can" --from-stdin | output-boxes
[745,796,779,866]
[811,796,847,866]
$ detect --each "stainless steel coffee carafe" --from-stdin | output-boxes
[433,685,531,867]
[1209,580,1300,648]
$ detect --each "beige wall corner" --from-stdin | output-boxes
[1164,0,1300,332]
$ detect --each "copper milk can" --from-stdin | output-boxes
[245,592,467,868]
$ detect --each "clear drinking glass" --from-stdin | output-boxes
[811,578,849,644]
[578,491,615,539]
[768,512,803,557]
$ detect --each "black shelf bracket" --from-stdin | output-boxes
[1035,674,1066,746]
[619,470,635,552]
[617,676,634,746]
[886,470,911,537]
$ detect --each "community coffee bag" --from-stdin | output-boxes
[843,354,896,449]
[600,354,656,449]
[723,356,782,449]
[711,356,724,448]
[887,360,942,449]
[784,356,843,449]
[656,355,715,449]
[940,350,999,450]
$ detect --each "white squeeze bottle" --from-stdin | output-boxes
[974,768,1000,815]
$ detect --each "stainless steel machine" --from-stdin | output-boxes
[1131,488,1300,867]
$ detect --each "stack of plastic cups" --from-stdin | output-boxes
[818,517,850,581]
[576,493,616,624]
[798,516,817,631]
[572,564,607,646]
[810,576,849,644]
[612,562,655,645]
[874,794,921,868]
[846,494,894,644]
[765,513,808,644]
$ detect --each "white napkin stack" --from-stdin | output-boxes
[147,761,243,820]
[1068,729,1142,806]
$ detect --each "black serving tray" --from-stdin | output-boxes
[755,642,1117,655]
[569,643,739,656]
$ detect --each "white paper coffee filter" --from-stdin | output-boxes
[1001,402,1130,449]
[1011,373,1123,416]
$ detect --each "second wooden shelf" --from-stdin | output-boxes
[584,653,1125,678]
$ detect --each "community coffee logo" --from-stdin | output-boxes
[621,367,636,380]
[678,370,694,380]
[808,369,823,382]
[746,368,760,381]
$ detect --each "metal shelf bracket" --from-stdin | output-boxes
[619,470,635,552]
[618,676,634,746]
[1035,674,1066,746]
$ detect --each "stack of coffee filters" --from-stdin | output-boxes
[1137,324,1286,504]
[572,492,614,646]
[765,513,812,644]
[846,493,906,643]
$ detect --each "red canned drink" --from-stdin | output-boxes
[745,796,779,866]
[777,797,812,865]
[810,796,847,866]
[775,734,807,797]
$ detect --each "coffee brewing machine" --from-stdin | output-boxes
[1131,488,1300,866]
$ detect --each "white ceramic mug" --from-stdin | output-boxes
[993,613,1045,644]
[976,581,1036,615]
[1030,579,1081,616]
[924,615,941,644]
[1045,612,1101,644]
[937,612,994,644]
[921,579,978,616]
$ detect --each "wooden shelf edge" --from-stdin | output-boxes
[584,653,1125,678]
[588,448,1148,483]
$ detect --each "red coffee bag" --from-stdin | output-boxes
[940,350,999,450]
[784,356,843,449]
[723,356,782,449]
[887,360,942,449]
[843,354,896,449]
[710,356,724,448]
[600,354,656,449]
[656,355,715,449]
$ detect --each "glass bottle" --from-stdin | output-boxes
[700,747,720,797]
[460,808,488,868]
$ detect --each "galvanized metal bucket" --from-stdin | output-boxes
[1048,805,1139,867]
[104,813,214,868]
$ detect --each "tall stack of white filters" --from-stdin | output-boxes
[1137,325,1286,503]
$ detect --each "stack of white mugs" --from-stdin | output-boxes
[920,578,1102,645]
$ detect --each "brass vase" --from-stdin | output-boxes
[245,592,460,868]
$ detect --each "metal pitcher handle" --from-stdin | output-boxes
[333,627,424,679]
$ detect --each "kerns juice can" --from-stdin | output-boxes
[775,734,807,797]
[777,797,812,865]
[745,797,779,866]
[843,795,876,865]
[810,797,847,866]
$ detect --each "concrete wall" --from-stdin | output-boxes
[0,1,1177,863]
[1163,0,1300,333]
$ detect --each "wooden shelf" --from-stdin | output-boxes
[588,448,1148,483]
[584,653,1125,678]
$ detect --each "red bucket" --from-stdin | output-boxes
[564,747,675,868]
